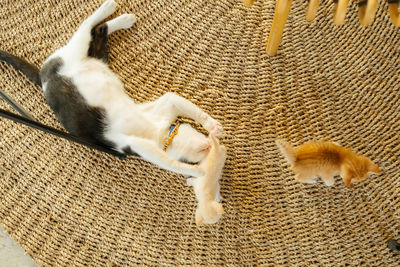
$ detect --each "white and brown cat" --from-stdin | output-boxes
[0,0,223,177]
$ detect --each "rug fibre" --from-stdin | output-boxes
[0,0,400,266]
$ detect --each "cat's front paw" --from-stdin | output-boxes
[116,14,136,29]
[203,116,223,137]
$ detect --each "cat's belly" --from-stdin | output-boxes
[105,111,167,143]
[61,58,126,107]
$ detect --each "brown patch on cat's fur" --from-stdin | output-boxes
[276,140,381,186]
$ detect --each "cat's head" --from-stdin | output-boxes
[195,200,224,226]
[342,156,381,186]
[170,123,211,163]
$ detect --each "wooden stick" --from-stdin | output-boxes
[306,0,320,22]
[358,0,378,25]
[243,0,256,7]
[266,0,292,56]
[333,0,349,25]
[388,2,400,26]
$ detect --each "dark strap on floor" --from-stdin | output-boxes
[0,108,126,159]
[0,89,35,120]
[0,87,125,159]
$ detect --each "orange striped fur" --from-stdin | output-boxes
[276,140,381,186]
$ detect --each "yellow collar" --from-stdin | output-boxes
[163,123,180,151]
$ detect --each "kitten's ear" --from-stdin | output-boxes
[213,202,224,215]
[198,140,211,152]
[342,167,353,186]
[367,160,381,174]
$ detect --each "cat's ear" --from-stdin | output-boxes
[367,160,381,174]
[213,202,224,215]
[342,167,353,186]
[198,141,211,152]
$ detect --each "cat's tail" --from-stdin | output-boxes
[0,50,41,87]
[275,139,296,165]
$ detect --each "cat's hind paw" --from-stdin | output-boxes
[115,14,136,29]
[100,0,117,16]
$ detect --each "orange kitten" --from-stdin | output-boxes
[187,134,226,226]
[276,140,381,186]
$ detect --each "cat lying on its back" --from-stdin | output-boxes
[0,0,223,177]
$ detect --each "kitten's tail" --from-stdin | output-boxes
[0,50,41,87]
[275,139,296,165]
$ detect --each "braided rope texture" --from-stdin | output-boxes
[0,0,399,265]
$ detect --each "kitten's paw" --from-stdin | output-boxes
[211,122,223,136]
[324,179,335,186]
[203,116,223,136]
[116,14,136,29]
[305,180,318,184]
[100,0,117,15]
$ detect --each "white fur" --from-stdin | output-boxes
[187,134,227,226]
[43,0,223,177]
[107,14,136,34]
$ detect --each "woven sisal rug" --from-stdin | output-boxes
[0,0,399,265]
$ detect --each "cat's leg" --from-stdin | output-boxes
[320,172,335,186]
[88,23,109,62]
[88,14,135,62]
[117,134,205,177]
[65,0,117,60]
[295,173,317,184]
[86,0,117,25]
[154,93,223,136]
[106,14,136,34]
